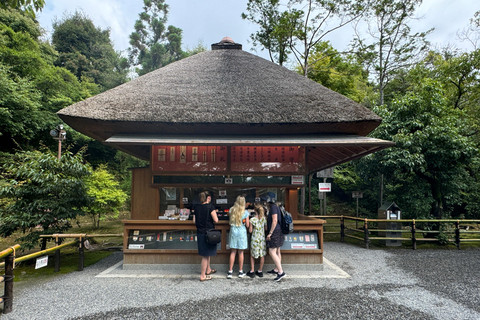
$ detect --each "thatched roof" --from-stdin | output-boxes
[58,38,392,165]
[58,38,381,141]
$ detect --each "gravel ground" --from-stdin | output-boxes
[2,242,479,320]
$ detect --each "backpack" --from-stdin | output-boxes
[279,206,294,234]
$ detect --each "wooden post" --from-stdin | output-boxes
[364,219,370,249]
[41,238,47,251]
[412,220,416,250]
[340,216,345,242]
[54,237,62,273]
[455,221,460,250]
[78,237,85,271]
[3,254,14,314]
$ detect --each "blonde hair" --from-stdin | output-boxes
[229,196,246,227]
[199,192,207,204]
[254,204,265,220]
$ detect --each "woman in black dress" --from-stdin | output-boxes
[263,192,286,281]
[193,191,218,281]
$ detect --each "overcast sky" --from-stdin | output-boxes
[37,0,478,60]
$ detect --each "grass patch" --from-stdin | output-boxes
[0,213,126,290]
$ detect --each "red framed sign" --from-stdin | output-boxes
[151,146,305,173]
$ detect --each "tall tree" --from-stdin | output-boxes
[52,11,129,92]
[0,8,94,152]
[352,0,432,106]
[243,0,367,74]
[363,79,475,218]
[128,0,185,76]
[458,10,480,50]
[306,41,372,103]
[242,0,295,66]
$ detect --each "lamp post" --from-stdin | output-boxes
[50,124,66,159]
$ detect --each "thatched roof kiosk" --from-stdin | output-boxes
[58,38,395,264]
[58,37,393,173]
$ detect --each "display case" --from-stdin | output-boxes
[123,218,325,265]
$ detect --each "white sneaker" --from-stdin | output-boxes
[227,271,233,279]
[238,271,246,278]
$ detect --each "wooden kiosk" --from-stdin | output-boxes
[58,37,393,266]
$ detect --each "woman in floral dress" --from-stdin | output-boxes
[246,204,267,278]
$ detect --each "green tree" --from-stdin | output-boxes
[0,8,94,152]
[52,11,129,92]
[128,0,185,76]
[243,0,367,74]
[306,41,372,103]
[0,0,45,17]
[242,0,295,66]
[0,149,91,248]
[363,79,476,218]
[84,165,127,228]
[352,0,432,105]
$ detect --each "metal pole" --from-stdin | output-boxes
[323,178,327,215]
[308,173,312,215]
[356,197,359,229]
[57,139,62,159]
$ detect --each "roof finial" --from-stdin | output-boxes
[211,37,242,50]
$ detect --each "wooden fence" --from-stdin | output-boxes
[0,233,122,314]
[313,216,480,249]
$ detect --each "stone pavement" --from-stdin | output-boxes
[2,242,479,320]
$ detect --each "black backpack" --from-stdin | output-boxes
[279,206,294,234]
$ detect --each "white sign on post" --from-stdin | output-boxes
[318,183,331,192]
[35,255,48,269]
[352,191,363,198]
[316,167,334,178]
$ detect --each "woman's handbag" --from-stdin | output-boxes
[205,229,221,244]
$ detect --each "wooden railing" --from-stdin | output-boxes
[0,233,122,313]
[0,244,20,314]
[312,216,480,249]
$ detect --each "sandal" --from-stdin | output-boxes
[206,269,217,275]
[200,275,212,281]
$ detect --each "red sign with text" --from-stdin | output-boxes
[151,146,304,173]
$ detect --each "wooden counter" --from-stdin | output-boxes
[123,217,326,265]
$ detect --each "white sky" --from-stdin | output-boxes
[37,0,479,60]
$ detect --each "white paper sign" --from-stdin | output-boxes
[128,244,145,249]
[35,255,48,269]
[318,183,331,192]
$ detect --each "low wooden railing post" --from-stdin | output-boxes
[364,219,370,249]
[412,220,416,250]
[455,221,461,250]
[3,253,14,314]
[340,216,345,242]
[78,237,85,271]
[54,236,62,273]
[41,238,47,251]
